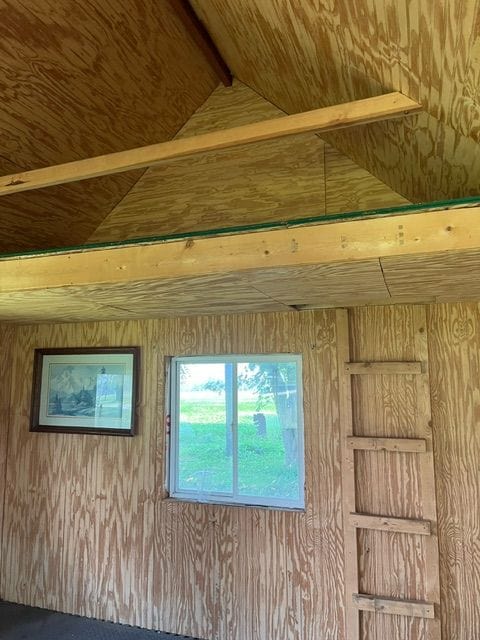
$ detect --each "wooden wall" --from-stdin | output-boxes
[0,304,479,639]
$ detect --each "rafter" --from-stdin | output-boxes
[0,93,420,196]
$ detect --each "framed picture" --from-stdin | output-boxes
[30,347,140,436]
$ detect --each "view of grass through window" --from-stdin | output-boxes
[171,356,304,508]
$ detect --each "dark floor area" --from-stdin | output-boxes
[0,601,198,640]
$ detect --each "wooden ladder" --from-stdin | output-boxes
[336,309,441,640]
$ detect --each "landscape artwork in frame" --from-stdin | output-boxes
[30,348,139,436]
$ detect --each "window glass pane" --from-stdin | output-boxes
[177,362,233,494]
[237,360,300,501]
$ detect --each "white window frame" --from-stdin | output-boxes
[168,354,305,509]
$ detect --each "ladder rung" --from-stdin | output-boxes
[349,512,431,535]
[353,593,435,619]
[344,361,422,375]
[347,436,427,453]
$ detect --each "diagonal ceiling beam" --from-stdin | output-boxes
[0,92,420,197]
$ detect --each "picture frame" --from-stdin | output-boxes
[30,347,140,436]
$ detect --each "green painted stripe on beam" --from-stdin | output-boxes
[2,194,480,261]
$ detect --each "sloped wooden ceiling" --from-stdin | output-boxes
[190,0,480,204]
[0,0,219,253]
[90,80,409,243]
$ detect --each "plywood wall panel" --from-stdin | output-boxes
[427,303,480,640]
[0,311,344,639]
[0,324,15,586]
[1,304,480,639]
[0,319,159,629]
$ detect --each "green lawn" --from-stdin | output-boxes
[177,398,299,500]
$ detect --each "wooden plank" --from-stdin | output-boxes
[335,309,360,640]
[349,513,431,535]
[353,594,435,619]
[345,362,423,375]
[413,306,442,640]
[1,206,480,295]
[0,93,420,196]
[347,436,427,453]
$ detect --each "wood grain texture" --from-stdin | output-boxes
[427,303,480,640]
[0,303,478,638]
[6,207,480,322]
[90,81,410,244]
[347,437,427,453]
[325,145,408,214]
[0,310,345,639]
[336,309,360,640]
[345,361,422,375]
[0,324,15,586]
[7,207,480,294]
[382,249,480,302]
[0,92,420,197]
[353,594,435,619]
[349,305,439,639]
[191,0,480,203]
[0,0,218,252]
[349,513,431,536]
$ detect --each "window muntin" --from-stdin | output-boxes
[169,355,304,509]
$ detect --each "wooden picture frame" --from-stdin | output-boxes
[30,347,140,436]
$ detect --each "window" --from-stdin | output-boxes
[168,355,304,509]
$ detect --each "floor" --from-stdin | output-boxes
[0,601,198,639]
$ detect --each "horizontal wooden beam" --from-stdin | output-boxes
[1,207,479,294]
[344,361,423,375]
[347,436,427,453]
[349,512,431,535]
[0,92,420,196]
[353,594,435,619]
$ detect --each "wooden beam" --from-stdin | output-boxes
[0,92,420,196]
[336,309,360,640]
[344,361,423,375]
[1,207,480,294]
[353,594,435,619]
[347,436,427,453]
[169,0,232,86]
[349,513,431,535]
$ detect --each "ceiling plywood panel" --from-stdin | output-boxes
[0,0,218,166]
[90,81,409,244]
[191,0,480,202]
[0,157,139,252]
[0,0,219,252]
[0,273,290,323]
[0,289,136,323]
[89,134,327,242]
[325,145,409,214]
